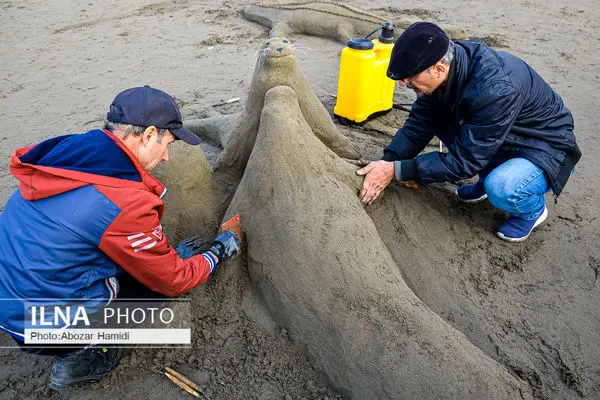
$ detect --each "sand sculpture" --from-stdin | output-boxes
[243,1,469,43]
[223,85,531,399]
[150,27,585,400]
[214,37,361,182]
[151,142,218,244]
[155,23,571,400]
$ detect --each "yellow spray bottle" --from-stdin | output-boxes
[334,22,396,124]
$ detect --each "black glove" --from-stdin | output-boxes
[208,230,240,262]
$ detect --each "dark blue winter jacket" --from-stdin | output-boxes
[383,40,581,196]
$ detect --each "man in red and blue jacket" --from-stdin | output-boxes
[0,86,240,389]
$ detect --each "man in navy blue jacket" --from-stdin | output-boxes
[354,22,580,242]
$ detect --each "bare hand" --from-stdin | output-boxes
[356,160,395,205]
[344,158,372,168]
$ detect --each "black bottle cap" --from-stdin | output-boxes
[347,38,374,50]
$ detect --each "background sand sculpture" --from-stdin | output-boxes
[151,142,218,244]
[224,85,531,400]
[243,1,469,43]
[214,37,361,183]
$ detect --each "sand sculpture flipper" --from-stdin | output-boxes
[184,113,239,149]
[225,86,531,399]
[214,37,361,179]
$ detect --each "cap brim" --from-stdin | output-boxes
[171,126,202,145]
[387,70,406,81]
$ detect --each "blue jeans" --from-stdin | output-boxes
[480,158,549,220]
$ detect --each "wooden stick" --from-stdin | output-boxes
[165,367,205,395]
[164,371,201,398]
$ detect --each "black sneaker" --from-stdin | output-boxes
[49,346,122,390]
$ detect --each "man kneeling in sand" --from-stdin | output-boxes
[352,22,581,242]
[0,86,240,389]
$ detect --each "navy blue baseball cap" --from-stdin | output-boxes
[107,85,201,145]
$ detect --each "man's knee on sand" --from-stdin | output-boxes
[484,158,549,218]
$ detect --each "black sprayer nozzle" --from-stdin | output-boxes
[378,22,395,43]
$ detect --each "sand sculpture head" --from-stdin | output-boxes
[259,36,294,58]
[213,36,360,195]
[252,37,298,72]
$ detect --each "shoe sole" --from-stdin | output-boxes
[50,374,110,390]
[455,189,488,203]
[496,207,548,243]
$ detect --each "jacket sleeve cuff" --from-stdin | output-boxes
[201,251,218,274]
[398,159,417,181]
[394,161,402,181]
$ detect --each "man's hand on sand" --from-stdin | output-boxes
[344,158,372,168]
[355,160,395,205]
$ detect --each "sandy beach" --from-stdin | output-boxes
[1,0,599,399]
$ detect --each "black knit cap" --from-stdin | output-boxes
[387,22,450,81]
